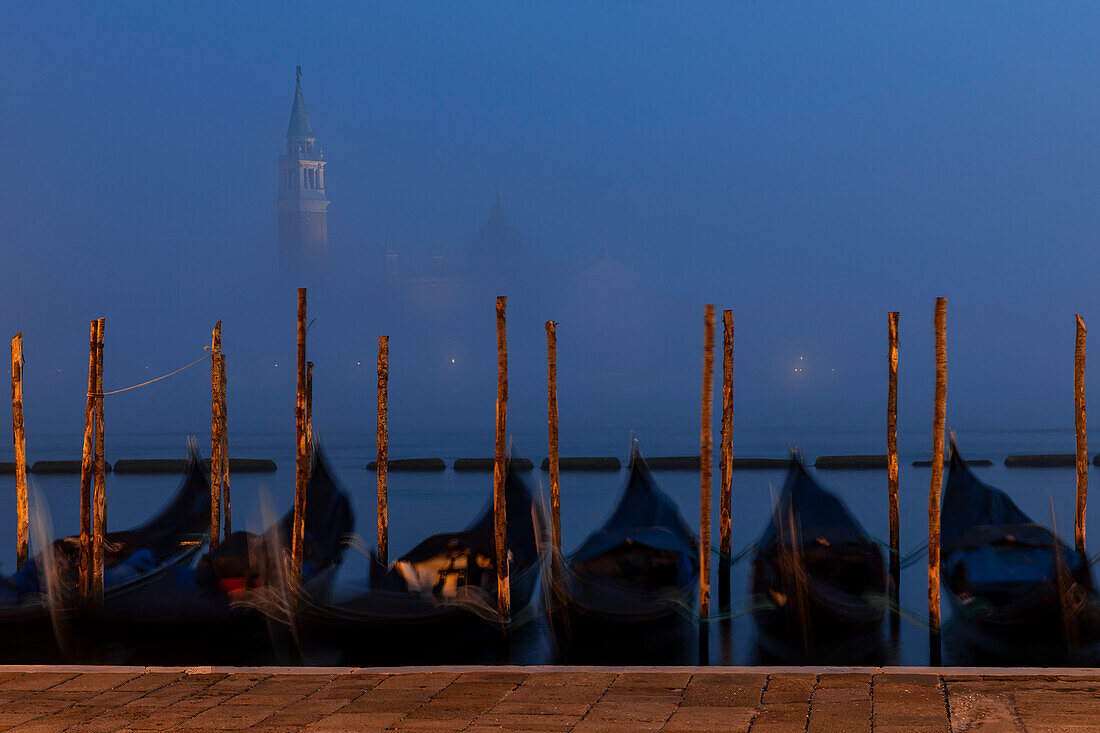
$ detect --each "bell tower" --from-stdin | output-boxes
[277,66,329,270]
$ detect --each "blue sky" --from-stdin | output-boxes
[2,2,1099,442]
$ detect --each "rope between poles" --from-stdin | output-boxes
[88,351,212,397]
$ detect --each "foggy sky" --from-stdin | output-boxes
[2,1,1100,452]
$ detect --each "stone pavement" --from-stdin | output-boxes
[0,665,1092,732]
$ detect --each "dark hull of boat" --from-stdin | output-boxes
[549,576,696,639]
[69,565,340,665]
[751,558,886,643]
[941,439,1100,653]
[0,604,65,663]
[0,543,205,662]
[70,443,352,660]
[943,581,1100,666]
[749,459,886,654]
[944,616,1100,667]
[295,567,541,664]
[550,447,700,660]
[0,444,211,659]
[752,624,887,666]
[548,587,698,664]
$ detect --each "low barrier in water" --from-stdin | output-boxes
[9,453,1098,476]
[912,458,993,467]
[646,456,699,470]
[454,458,535,472]
[815,455,887,470]
[1005,454,1075,468]
[641,457,795,470]
[540,457,621,471]
[31,460,113,474]
[112,458,277,474]
[366,458,446,472]
[733,458,794,470]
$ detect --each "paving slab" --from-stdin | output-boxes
[0,665,1092,730]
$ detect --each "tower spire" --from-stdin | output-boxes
[277,66,329,272]
[287,66,313,138]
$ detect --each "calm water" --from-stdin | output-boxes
[1,425,1096,666]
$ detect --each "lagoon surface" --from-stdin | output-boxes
[1,424,1096,666]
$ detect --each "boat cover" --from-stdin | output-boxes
[570,451,698,564]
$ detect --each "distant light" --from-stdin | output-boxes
[356,361,361,366]
[800,356,804,360]
[451,358,455,364]
[274,363,278,367]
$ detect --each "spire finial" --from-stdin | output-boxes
[489,188,506,227]
[296,65,302,84]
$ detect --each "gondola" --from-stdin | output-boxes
[290,455,545,663]
[75,442,354,664]
[0,441,210,660]
[549,445,699,650]
[941,437,1099,657]
[751,455,886,659]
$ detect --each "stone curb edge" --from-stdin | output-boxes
[0,665,1098,676]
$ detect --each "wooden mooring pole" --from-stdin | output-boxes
[377,336,389,566]
[718,310,733,609]
[219,350,230,538]
[887,312,900,613]
[291,288,308,583]
[546,321,560,557]
[10,333,27,569]
[306,361,314,470]
[210,322,223,550]
[493,296,511,625]
[1075,314,1087,557]
[78,319,98,600]
[92,317,106,604]
[929,298,947,662]
[700,304,715,622]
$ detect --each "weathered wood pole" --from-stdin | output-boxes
[1075,314,1087,556]
[545,321,560,557]
[305,360,314,471]
[291,288,308,582]
[209,322,223,549]
[928,297,947,655]
[78,319,98,600]
[493,296,511,624]
[700,304,715,621]
[718,310,733,608]
[887,312,900,611]
[218,351,230,538]
[92,317,106,603]
[376,336,389,566]
[10,333,27,569]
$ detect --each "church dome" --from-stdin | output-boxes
[467,193,530,274]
